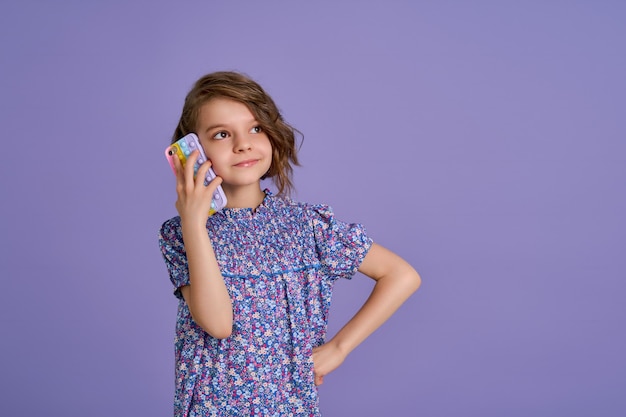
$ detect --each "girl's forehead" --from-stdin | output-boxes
[197,98,256,129]
[200,98,254,117]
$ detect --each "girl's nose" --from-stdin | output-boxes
[233,134,252,153]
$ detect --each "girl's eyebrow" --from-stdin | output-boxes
[204,124,223,133]
[204,118,258,133]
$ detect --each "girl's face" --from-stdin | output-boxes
[195,97,272,194]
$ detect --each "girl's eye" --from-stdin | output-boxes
[213,131,229,140]
[250,126,263,134]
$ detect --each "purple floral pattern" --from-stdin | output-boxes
[159,190,372,416]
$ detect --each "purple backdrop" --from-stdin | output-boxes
[1,1,625,416]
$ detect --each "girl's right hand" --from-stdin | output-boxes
[173,150,223,227]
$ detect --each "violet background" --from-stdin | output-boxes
[1,1,625,416]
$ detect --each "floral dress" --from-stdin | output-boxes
[159,190,372,417]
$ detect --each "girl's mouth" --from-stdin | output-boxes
[234,159,259,167]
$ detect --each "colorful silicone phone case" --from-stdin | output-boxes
[165,133,227,216]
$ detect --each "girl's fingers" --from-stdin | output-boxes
[195,156,213,187]
[171,152,186,192]
[184,150,200,188]
[314,373,324,386]
[174,150,222,205]
[195,158,224,195]
[205,176,223,197]
[171,150,222,220]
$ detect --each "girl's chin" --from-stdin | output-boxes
[221,172,268,186]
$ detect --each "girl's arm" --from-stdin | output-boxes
[179,225,233,339]
[312,243,421,385]
[173,151,233,339]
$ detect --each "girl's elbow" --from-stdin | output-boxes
[191,312,233,339]
[209,326,233,339]
[411,270,422,292]
[403,266,421,294]
[199,320,233,339]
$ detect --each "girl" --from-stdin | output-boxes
[159,71,421,416]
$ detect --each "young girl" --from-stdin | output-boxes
[159,71,421,416]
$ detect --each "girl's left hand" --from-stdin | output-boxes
[312,342,347,386]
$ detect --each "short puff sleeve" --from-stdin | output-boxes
[309,204,373,281]
[158,217,189,299]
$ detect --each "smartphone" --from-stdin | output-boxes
[165,133,227,216]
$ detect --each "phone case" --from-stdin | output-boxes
[165,133,228,216]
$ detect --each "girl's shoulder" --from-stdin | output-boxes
[158,215,182,243]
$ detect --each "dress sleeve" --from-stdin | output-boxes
[158,217,189,299]
[309,204,373,281]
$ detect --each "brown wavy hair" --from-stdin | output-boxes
[172,71,301,196]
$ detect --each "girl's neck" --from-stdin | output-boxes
[222,184,266,209]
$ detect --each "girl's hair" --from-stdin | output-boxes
[173,71,301,196]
